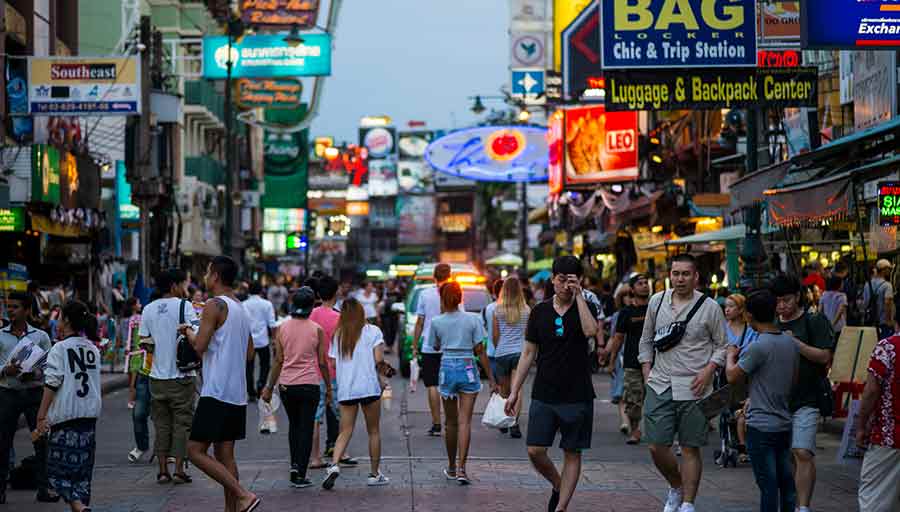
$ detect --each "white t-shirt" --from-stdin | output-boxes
[243,295,277,348]
[139,297,199,380]
[355,290,379,319]
[329,324,384,402]
[43,336,102,425]
[201,296,251,406]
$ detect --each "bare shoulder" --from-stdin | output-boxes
[204,297,229,321]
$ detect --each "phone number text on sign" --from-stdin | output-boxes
[599,0,758,69]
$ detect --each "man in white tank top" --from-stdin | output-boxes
[179,256,260,512]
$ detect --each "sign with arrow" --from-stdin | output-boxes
[561,1,602,102]
[511,68,546,105]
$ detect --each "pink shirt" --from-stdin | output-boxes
[309,306,339,380]
[277,318,322,386]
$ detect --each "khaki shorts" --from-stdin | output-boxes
[623,368,645,424]
[859,444,900,512]
[643,386,708,448]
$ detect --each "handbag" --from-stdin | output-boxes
[652,293,707,352]
[176,299,202,373]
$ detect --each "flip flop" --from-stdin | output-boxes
[157,473,172,484]
[308,462,329,470]
[173,472,192,484]
[240,497,261,512]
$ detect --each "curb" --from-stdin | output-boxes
[16,374,131,431]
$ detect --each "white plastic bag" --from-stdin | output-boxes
[482,393,516,429]
[409,358,420,393]
[258,389,281,433]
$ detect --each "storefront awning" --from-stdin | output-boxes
[729,160,791,210]
[640,224,746,250]
[765,171,852,227]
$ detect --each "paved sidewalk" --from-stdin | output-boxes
[8,364,863,511]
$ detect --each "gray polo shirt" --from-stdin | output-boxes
[0,323,52,390]
[638,290,727,400]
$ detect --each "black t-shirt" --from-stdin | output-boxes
[615,304,649,370]
[525,298,598,404]
[776,312,836,411]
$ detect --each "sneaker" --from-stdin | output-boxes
[322,465,340,490]
[547,488,560,512]
[35,489,60,503]
[367,472,390,486]
[260,426,270,435]
[442,468,457,480]
[499,427,509,434]
[128,448,144,463]
[427,424,442,437]
[290,471,312,488]
[509,425,522,439]
[663,488,683,512]
[267,421,278,434]
[677,504,695,512]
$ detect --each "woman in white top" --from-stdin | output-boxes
[322,298,392,490]
[37,300,103,512]
[355,281,380,324]
[491,277,530,439]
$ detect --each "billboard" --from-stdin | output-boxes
[604,67,818,111]
[360,126,396,159]
[599,0,757,69]
[397,160,434,194]
[397,195,436,246]
[368,160,398,196]
[758,1,800,41]
[425,126,549,183]
[31,144,60,204]
[398,130,434,159]
[241,0,320,30]
[28,57,141,115]
[853,51,896,130]
[561,1,602,102]
[803,0,900,48]
[553,0,594,70]
[564,106,639,185]
[202,34,331,79]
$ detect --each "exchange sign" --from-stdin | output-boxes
[202,33,331,79]
[604,67,817,111]
[803,0,900,49]
[28,57,141,115]
[879,182,900,226]
[599,0,757,69]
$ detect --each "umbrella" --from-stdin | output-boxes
[485,253,524,266]
[530,270,552,283]
[530,258,553,272]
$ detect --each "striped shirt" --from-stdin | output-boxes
[495,308,529,358]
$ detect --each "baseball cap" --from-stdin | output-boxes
[628,273,648,287]
[291,286,316,318]
[876,259,894,271]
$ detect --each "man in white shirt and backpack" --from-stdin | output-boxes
[180,256,260,512]
[140,268,198,484]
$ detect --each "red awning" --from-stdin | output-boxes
[764,172,851,227]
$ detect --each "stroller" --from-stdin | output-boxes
[712,368,741,468]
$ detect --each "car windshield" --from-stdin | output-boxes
[408,288,424,312]
[462,288,490,313]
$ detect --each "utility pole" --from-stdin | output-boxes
[130,16,155,282]
[223,18,235,260]
[519,181,528,274]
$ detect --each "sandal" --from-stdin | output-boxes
[173,472,192,484]
[308,462,329,470]
[157,473,173,484]
[338,457,358,466]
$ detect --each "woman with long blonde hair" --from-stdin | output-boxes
[491,277,530,438]
[322,298,392,490]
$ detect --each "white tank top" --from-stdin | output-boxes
[201,295,250,405]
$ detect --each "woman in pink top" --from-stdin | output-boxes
[262,287,332,488]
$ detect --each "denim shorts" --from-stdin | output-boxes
[316,379,340,422]
[439,358,482,399]
[791,406,819,454]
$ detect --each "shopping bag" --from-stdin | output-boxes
[409,358,420,393]
[482,393,516,429]
[258,389,281,433]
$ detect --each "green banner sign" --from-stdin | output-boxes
[31,144,60,204]
[0,207,25,232]
[879,181,900,226]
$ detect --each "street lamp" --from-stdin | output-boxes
[470,96,486,115]
[284,24,305,46]
[223,16,244,259]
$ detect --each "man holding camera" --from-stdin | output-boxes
[638,254,726,512]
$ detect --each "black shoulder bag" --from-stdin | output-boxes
[803,313,835,418]
[652,293,707,353]
[176,298,202,373]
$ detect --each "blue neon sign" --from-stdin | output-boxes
[202,33,332,79]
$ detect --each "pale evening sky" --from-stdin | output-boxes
[313,0,509,143]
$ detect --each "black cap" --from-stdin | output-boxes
[291,286,316,318]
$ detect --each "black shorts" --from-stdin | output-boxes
[526,399,594,451]
[190,397,247,443]
[421,352,442,388]
[339,395,380,407]
[494,353,521,378]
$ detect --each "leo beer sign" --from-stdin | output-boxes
[563,105,639,185]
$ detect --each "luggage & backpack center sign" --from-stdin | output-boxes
[604,67,817,111]
[803,0,900,48]
[599,0,757,69]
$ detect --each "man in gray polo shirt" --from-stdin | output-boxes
[638,254,726,512]
[0,292,58,504]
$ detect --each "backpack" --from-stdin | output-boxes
[864,280,887,326]
[176,299,202,373]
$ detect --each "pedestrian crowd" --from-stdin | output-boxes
[0,253,899,512]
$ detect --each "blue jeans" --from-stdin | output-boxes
[132,374,151,451]
[746,426,796,512]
